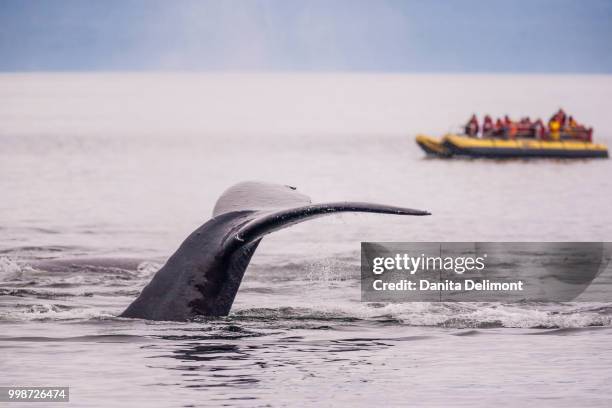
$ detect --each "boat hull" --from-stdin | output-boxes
[415,135,452,157]
[416,134,609,159]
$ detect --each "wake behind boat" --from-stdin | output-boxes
[417,109,609,159]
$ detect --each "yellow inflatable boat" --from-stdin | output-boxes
[416,134,609,159]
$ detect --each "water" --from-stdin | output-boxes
[1,73,612,407]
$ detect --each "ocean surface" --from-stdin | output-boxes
[1,73,612,407]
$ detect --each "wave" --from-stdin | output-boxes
[0,334,147,343]
[0,257,33,281]
[2,299,611,329]
[2,255,612,329]
[231,302,612,329]
[0,245,85,255]
[0,256,161,286]
[0,304,116,322]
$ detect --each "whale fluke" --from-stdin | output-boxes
[213,182,311,216]
[224,202,430,253]
[121,181,430,321]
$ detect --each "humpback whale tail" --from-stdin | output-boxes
[121,182,430,321]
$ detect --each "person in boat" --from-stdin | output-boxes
[482,115,494,138]
[465,114,479,137]
[533,118,546,140]
[565,115,578,139]
[565,116,593,142]
[548,116,561,141]
[508,120,518,139]
[558,109,567,127]
[499,115,513,138]
[517,117,533,138]
[550,109,567,128]
[493,118,504,138]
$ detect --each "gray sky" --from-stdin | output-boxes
[1,0,611,72]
